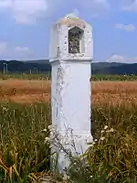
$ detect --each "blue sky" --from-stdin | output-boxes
[0,0,137,63]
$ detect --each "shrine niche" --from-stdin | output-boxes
[68,26,84,54]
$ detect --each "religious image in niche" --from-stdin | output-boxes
[69,30,82,54]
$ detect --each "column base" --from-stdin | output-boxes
[50,128,93,173]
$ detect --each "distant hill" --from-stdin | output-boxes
[92,62,126,74]
[0,60,51,74]
[24,59,49,64]
[92,62,137,75]
[0,59,136,75]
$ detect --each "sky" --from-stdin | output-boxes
[0,0,137,63]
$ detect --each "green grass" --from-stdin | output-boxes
[0,73,51,80]
[0,102,51,182]
[1,73,137,81]
[0,102,137,182]
[91,74,137,81]
[68,103,137,183]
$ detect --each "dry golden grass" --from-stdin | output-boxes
[92,81,137,105]
[0,79,50,103]
[0,79,137,105]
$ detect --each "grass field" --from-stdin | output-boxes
[0,79,136,105]
[1,73,137,81]
[0,78,137,182]
[91,74,137,81]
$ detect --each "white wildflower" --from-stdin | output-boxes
[44,137,50,144]
[50,133,54,139]
[90,143,94,147]
[101,130,104,133]
[109,128,114,132]
[2,106,8,112]
[94,139,98,142]
[104,125,108,130]
[43,129,47,132]
[48,125,52,130]
[106,128,115,133]
[90,175,93,178]
[100,137,105,141]
[50,131,53,136]
[90,141,96,147]
[92,141,96,145]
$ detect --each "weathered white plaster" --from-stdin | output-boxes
[49,13,93,173]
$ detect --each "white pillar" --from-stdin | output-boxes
[49,13,93,173]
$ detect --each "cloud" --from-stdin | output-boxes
[106,54,137,63]
[115,23,135,32]
[43,0,110,18]
[0,0,48,24]
[121,0,137,12]
[0,42,31,59]
[14,46,30,53]
[0,0,12,9]
[0,0,110,24]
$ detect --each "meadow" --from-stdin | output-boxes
[0,78,136,105]
[0,75,137,182]
[1,73,137,81]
